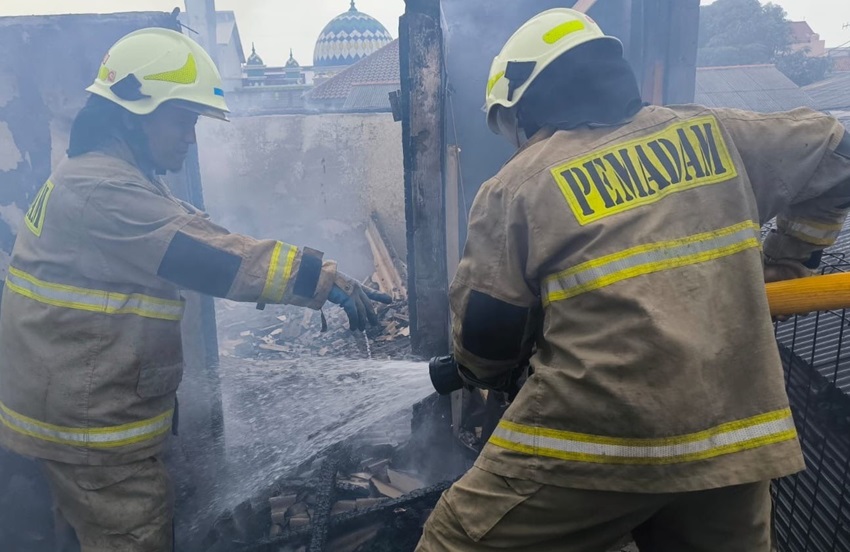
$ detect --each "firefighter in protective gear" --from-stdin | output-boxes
[417,8,850,552]
[0,28,389,551]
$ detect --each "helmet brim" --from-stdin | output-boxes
[169,99,230,122]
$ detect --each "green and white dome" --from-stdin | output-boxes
[313,1,393,68]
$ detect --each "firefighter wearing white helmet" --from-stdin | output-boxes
[0,27,390,551]
[418,7,850,551]
[484,8,623,144]
[87,27,230,120]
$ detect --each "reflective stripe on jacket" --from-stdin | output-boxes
[452,105,850,493]
[0,139,336,465]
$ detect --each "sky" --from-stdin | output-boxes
[0,0,405,67]
[2,1,849,67]
[700,0,850,48]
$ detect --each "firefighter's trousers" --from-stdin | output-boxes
[44,456,173,552]
[416,466,772,552]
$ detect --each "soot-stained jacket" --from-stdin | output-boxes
[0,139,336,465]
[452,105,850,493]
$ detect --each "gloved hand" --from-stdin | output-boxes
[764,257,815,322]
[328,272,393,331]
[764,257,814,284]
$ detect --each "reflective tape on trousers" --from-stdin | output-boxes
[781,217,844,247]
[0,401,173,448]
[5,266,184,321]
[489,409,797,465]
[543,221,761,305]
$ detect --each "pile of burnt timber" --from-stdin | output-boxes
[200,439,457,552]
[217,298,411,361]
[217,214,411,362]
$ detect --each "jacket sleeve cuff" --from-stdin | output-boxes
[284,256,337,310]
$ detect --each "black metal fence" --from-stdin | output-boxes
[773,252,850,551]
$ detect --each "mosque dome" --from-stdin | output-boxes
[313,1,393,68]
[285,49,300,68]
[246,43,264,66]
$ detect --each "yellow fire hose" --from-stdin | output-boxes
[767,273,850,316]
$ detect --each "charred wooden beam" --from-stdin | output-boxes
[631,0,700,105]
[239,479,457,551]
[400,0,449,358]
[664,0,700,104]
[308,444,349,552]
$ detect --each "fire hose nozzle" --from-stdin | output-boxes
[429,355,465,396]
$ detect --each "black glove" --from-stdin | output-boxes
[328,272,392,331]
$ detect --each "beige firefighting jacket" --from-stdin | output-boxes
[0,139,336,466]
[453,105,850,493]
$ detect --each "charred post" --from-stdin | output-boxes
[631,0,700,105]
[400,0,449,359]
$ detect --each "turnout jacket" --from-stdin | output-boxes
[453,105,850,493]
[0,139,336,465]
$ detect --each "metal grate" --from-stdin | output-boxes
[773,252,850,552]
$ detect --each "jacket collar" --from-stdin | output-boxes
[97,137,174,198]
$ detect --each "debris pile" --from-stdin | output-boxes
[217,215,412,362]
[217,296,411,361]
[200,440,454,552]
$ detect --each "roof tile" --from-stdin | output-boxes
[307,39,399,102]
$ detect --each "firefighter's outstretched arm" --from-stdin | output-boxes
[80,180,389,320]
[451,177,539,385]
[717,108,850,276]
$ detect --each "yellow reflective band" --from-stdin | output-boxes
[260,242,298,303]
[551,115,738,225]
[25,180,54,238]
[145,53,198,85]
[490,409,797,465]
[781,217,844,247]
[5,267,184,321]
[487,71,505,95]
[543,221,760,305]
[543,20,586,44]
[0,401,173,449]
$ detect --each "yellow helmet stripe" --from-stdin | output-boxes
[487,70,505,95]
[543,20,586,45]
[144,53,198,85]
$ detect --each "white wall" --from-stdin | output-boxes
[196,112,406,280]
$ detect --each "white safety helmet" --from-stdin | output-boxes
[86,27,230,121]
[485,8,622,136]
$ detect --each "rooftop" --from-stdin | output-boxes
[216,10,245,63]
[695,64,815,112]
[803,72,850,111]
[307,38,399,105]
[789,20,817,43]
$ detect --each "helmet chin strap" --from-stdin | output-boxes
[495,106,528,149]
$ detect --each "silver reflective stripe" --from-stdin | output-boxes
[5,266,184,321]
[544,222,761,304]
[783,219,843,246]
[490,409,797,465]
[0,401,173,448]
